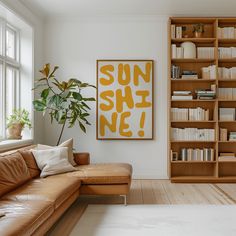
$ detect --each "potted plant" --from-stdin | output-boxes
[33,63,96,145]
[193,23,205,38]
[7,109,32,139]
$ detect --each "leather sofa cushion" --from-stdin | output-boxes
[66,163,133,185]
[0,153,31,198]
[0,199,53,236]
[3,175,81,209]
[18,150,41,178]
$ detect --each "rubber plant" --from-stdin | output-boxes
[33,63,96,145]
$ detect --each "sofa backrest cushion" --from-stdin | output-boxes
[18,150,41,178]
[0,152,31,197]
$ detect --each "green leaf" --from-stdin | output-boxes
[79,121,86,133]
[39,63,50,77]
[72,92,82,101]
[82,97,96,101]
[41,88,50,99]
[48,66,59,78]
[48,95,63,108]
[81,102,91,110]
[33,100,46,111]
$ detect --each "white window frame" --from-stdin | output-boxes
[0,18,20,140]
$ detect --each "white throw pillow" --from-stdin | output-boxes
[31,147,76,178]
[36,139,77,166]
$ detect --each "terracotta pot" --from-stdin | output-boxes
[194,32,203,38]
[7,123,24,139]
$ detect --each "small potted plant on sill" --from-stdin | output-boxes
[193,23,205,38]
[7,109,32,139]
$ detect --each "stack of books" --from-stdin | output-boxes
[218,27,236,39]
[172,91,193,100]
[219,153,236,161]
[197,47,214,59]
[201,65,216,79]
[189,107,209,121]
[171,25,183,39]
[229,132,236,141]
[220,128,228,141]
[171,107,209,121]
[218,47,236,59]
[218,67,236,79]
[180,148,214,161]
[219,108,235,121]
[218,88,236,100]
[171,65,181,79]
[181,70,198,79]
[196,89,216,100]
[171,128,215,141]
[171,44,184,58]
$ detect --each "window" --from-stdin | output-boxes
[0,19,20,140]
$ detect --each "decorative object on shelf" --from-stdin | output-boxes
[181,42,196,58]
[33,63,96,145]
[182,26,188,38]
[193,23,205,38]
[97,60,154,140]
[7,109,32,140]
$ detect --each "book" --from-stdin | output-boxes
[180,148,214,161]
[171,24,176,39]
[197,47,214,59]
[171,95,193,100]
[220,128,228,141]
[171,65,180,79]
[219,108,235,121]
[171,128,215,141]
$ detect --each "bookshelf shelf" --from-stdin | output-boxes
[171,79,216,82]
[171,99,216,102]
[171,38,216,43]
[218,59,236,63]
[171,161,216,163]
[170,141,216,143]
[171,120,216,123]
[171,58,215,63]
[219,160,236,163]
[169,17,236,183]
[218,39,236,43]
[218,141,236,143]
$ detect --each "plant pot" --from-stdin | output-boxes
[7,123,23,139]
[194,32,203,38]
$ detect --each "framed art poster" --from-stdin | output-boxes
[96,60,154,140]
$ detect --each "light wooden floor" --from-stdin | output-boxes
[48,180,236,235]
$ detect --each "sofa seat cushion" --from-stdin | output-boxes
[3,175,81,209]
[67,163,132,185]
[0,199,53,236]
[0,152,31,198]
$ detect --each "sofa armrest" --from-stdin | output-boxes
[73,152,90,165]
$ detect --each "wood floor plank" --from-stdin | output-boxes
[215,184,236,203]
[127,179,143,204]
[151,180,171,204]
[141,180,156,204]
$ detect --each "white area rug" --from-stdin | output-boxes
[70,205,236,236]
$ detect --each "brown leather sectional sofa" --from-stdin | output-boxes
[0,145,132,236]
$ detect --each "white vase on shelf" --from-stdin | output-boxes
[181,42,196,59]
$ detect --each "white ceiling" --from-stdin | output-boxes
[20,0,236,19]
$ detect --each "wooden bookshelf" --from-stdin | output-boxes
[168,17,236,183]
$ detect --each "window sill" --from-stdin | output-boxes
[0,138,33,153]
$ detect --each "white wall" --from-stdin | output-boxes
[0,0,44,143]
[43,16,168,179]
